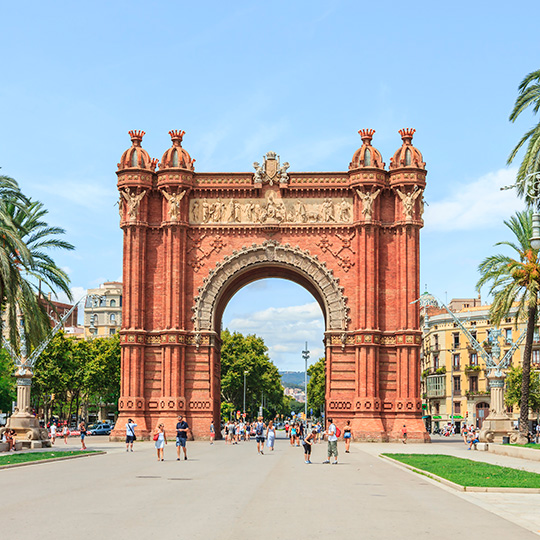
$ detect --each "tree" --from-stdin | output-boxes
[508,69,540,201]
[220,329,285,420]
[505,365,540,414]
[307,356,326,417]
[0,349,15,413]
[477,210,540,439]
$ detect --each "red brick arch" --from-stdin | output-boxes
[111,130,430,442]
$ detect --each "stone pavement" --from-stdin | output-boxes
[2,435,539,539]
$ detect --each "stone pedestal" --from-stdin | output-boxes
[0,376,50,449]
[478,374,514,444]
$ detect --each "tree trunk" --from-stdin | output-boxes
[520,304,537,438]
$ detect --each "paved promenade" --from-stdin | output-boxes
[2,435,540,539]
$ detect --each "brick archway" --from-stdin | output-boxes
[111,129,430,442]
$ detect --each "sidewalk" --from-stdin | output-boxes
[359,437,540,535]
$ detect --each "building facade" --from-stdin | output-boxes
[421,297,533,432]
[83,282,123,338]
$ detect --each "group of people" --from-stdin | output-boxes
[151,415,190,461]
[222,417,274,453]
[1,428,17,451]
[461,424,480,449]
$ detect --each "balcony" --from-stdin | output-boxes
[464,365,482,375]
[426,374,446,398]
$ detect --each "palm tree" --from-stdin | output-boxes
[508,69,540,202]
[477,210,540,440]
[0,176,74,352]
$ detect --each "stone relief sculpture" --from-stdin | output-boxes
[162,189,186,221]
[252,152,289,185]
[396,187,422,221]
[192,195,353,225]
[121,189,147,221]
[356,189,381,222]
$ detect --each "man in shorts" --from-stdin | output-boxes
[322,418,338,464]
[176,415,190,461]
[125,418,137,452]
[255,416,266,454]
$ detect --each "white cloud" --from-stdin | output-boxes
[53,286,87,305]
[424,167,524,232]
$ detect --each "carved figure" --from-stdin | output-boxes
[202,200,210,223]
[356,189,381,221]
[295,201,307,223]
[244,201,255,222]
[264,192,278,222]
[339,198,351,222]
[322,198,336,222]
[213,199,224,222]
[253,162,264,183]
[396,187,422,220]
[278,161,290,184]
[191,200,199,222]
[121,189,147,221]
[162,189,186,221]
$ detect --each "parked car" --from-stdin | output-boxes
[88,423,113,436]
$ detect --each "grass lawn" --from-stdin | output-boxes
[382,453,540,488]
[510,443,540,449]
[0,450,97,467]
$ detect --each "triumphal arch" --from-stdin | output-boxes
[111,128,429,442]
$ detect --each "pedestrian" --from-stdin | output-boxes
[79,420,87,450]
[303,428,316,463]
[266,420,276,451]
[245,421,251,441]
[125,418,137,452]
[50,422,57,445]
[154,423,167,461]
[401,424,407,444]
[316,422,322,443]
[285,422,289,439]
[210,421,215,444]
[343,420,352,453]
[62,423,70,444]
[322,417,338,464]
[290,423,296,446]
[536,423,540,444]
[255,416,266,454]
[175,415,189,460]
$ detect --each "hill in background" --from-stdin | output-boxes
[280,371,308,389]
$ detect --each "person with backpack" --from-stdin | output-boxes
[125,418,137,452]
[255,416,266,454]
[322,417,338,464]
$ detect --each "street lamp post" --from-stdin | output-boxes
[302,342,310,423]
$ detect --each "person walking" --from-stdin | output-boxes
[290,423,296,446]
[266,420,276,451]
[175,415,189,460]
[343,420,352,453]
[210,421,215,444]
[255,416,266,454]
[50,422,57,445]
[79,420,87,450]
[303,428,316,463]
[154,423,167,461]
[322,418,338,464]
[62,423,69,444]
[125,418,137,452]
[401,424,407,444]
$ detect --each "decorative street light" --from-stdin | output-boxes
[302,342,310,423]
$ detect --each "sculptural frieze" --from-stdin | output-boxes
[253,151,289,185]
[189,195,353,225]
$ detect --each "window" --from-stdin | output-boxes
[453,376,461,393]
[533,350,540,365]
[434,354,439,370]
[452,353,460,369]
[454,401,461,414]
[109,328,116,335]
[452,332,460,349]
[470,330,477,341]
[131,150,138,167]
[469,376,478,392]
[100,298,106,307]
[535,328,540,343]
[110,313,116,323]
[405,148,412,166]
[91,314,98,325]
[172,149,179,167]
[110,299,116,307]
[364,148,371,166]
[505,328,512,345]
[470,352,478,366]
[434,402,440,414]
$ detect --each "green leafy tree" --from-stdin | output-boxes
[477,210,540,438]
[505,365,540,413]
[508,69,540,200]
[307,356,325,417]
[0,349,15,413]
[220,329,285,420]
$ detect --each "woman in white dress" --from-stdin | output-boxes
[154,423,167,461]
[266,420,276,451]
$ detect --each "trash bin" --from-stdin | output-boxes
[502,436,510,444]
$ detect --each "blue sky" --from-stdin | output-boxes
[1,1,539,370]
